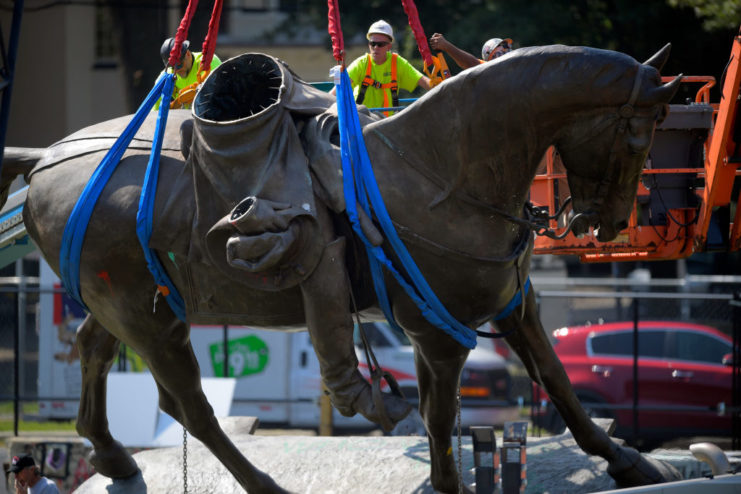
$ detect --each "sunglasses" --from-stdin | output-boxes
[368,41,390,48]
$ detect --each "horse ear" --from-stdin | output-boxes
[643,43,672,72]
[647,74,683,104]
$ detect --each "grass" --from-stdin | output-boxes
[0,401,78,448]
[0,418,76,433]
[0,401,39,416]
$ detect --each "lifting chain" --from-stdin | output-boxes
[456,377,462,494]
[183,426,189,494]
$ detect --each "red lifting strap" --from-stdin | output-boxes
[169,0,200,67]
[327,0,344,64]
[401,0,433,67]
[200,0,224,69]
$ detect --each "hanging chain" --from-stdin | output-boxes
[183,426,188,494]
[457,376,463,494]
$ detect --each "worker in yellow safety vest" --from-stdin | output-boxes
[334,20,431,117]
[429,33,513,70]
[154,37,222,110]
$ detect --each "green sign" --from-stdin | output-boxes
[209,335,269,377]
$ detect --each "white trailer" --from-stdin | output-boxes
[36,259,519,430]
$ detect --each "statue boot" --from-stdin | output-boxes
[299,236,412,431]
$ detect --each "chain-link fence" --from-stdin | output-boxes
[1,272,739,450]
[0,277,41,434]
[529,274,740,450]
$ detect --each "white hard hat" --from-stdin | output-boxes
[481,37,513,61]
[367,20,394,42]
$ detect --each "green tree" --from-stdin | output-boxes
[107,0,216,112]
[292,0,736,90]
[667,0,741,30]
[106,0,169,111]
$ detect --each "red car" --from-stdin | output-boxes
[533,321,735,449]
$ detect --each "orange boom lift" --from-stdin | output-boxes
[530,31,741,262]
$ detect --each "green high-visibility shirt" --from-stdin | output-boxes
[346,52,423,114]
[154,52,222,110]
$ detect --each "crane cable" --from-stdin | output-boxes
[400,0,450,86]
[168,0,224,109]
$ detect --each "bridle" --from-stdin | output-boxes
[371,64,655,241]
[552,64,655,237]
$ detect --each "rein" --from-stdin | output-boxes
[370,64,650,241]
[579,65,648,216]
[371,128,584,240]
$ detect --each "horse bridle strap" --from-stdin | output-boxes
[372,127,592,240]
[582,65,646,214]
[370,128,535,230]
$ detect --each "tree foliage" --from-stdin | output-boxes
[106,0,169,110]
[293,0,737,91]
[667,0,741,30]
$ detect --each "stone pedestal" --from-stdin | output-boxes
[69,417,730,493]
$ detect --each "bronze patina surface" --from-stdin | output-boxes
[2,44,681,493]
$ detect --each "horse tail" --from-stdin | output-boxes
[0,146,44,208]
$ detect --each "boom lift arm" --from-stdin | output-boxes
[531,32,741,262]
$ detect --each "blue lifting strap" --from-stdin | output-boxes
[136,77,187,321]
[59,72,186,321]
[335,70,530,348]
[336,69,479,348]
[493,278,531,321]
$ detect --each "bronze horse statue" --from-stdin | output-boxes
[2,44,682,493]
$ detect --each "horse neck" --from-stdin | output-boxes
[382,47,637,217]
[381,69,552,217]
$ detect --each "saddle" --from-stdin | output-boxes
[151,53,379,312]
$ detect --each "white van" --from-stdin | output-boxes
[189,321,519,430]
[37,259,519,430]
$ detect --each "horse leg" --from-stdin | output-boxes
[394,305,472,494]
[299,234,411,429]
[497,290,681,487]
[143,319,288,493]
[75,314,138,478]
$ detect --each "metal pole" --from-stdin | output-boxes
[0,0,24,171]
[533,294,542,437]
[632,297,639,445]
[12,279,19,436]
[612,263,623,320]
[732,291,740,451]
[319,383,333,436]
[222,324,229,377]
[118,344,126,371]
[15,259,27,436]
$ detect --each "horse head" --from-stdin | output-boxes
[554,44,681,241]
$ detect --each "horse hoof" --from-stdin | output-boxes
[353,388,413,432]
[251,471,293,494]
[607,445,682,487]
[88,440,138,478]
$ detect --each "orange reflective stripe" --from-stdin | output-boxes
[357,53,399,113]
[389,53,399,110]
[390,53,398,90]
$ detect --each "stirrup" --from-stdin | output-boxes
[370,366,406,432]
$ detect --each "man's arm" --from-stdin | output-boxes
[329,57,365,96]
[429,33,480,70]
[417,76,431,91]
